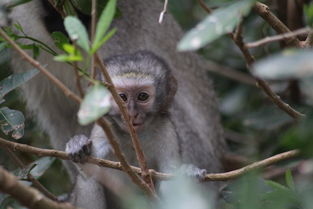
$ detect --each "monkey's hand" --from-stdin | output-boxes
[179,164,207,181]
[65,135,92,163]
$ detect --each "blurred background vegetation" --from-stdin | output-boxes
[1,0,313,208]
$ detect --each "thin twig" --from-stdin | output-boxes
[196,0,212,14]
[159,0,169,24]
[47,0,66,18]
[0,137,300,181]
[96,118,157,197]
[204,150,300,181]
[95,54,156,192]
[253,2,301,47]
[205,61,256,85]
[5,148,59,201]
[0,167,79,209]
[247,27,311,48]
[91,0,97,79]
[73,62,84,97]
[0,137,169,180]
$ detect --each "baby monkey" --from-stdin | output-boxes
[66,51,207,192]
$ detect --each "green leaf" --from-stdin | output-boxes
[243,106,293,130]
[92,0,116,53]
[64,16,90,52]
[0,44,10,65]
[16,164,36,180]
[0,107,25,139]
[32,44,40,59]
[70,0,92,15]
[63,43,76,54]
[177,0,255,51]
[78,84,111,125]
[54,54,82,62]
[63,0,77,16]
[304,2,313,26]
[0,42,6,51]
[13,23,24,33]
[91,28,116,53]
[0,69,39,98]
[71,0,108,15]
[29,157,55,178]
[266,180,289,192]
[51,31,70,51]
[54,43,83,62]
[253,49,313,80]
[264,180,299,208]
[285,170,295,190]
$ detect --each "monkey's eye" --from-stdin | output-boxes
[137,92,149,101]
[119,93,128,102]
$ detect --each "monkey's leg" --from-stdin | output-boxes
[70,175,107,209]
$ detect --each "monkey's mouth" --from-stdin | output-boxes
[132,123,143,130]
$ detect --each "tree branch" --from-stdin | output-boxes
[204,150,300,181]
[253,2,301,47]
[90,0,97,79]
[246,27,311,48]
[96,118,156,197]
[0,137,300,181]
[205,59,256,86]
[196,0,212,14]
[0,167,78,209]
[5,148,59,201]
[73,62,84,97]
[47,0,66,18]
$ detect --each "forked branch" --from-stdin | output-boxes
[0,137,300,181]
[0,167,78,209]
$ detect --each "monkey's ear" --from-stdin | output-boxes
[163,74,177,111]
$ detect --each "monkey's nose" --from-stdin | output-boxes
[129,114,140,124]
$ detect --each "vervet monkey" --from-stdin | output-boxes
[8,0,226,208]
[66,50,211,206]
[66,50,181,179]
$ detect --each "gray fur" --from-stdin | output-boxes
[9,0,226,208]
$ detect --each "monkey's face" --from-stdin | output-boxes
[108,77,157,133]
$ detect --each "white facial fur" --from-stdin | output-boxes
[109,74,156,132]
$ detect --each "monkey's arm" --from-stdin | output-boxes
[65,124,112,163]
[156,121,207,180]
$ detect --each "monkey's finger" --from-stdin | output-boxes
[82,142,92,156]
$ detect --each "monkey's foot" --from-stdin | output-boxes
[179,164,207,181]
[65,135,92,163]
